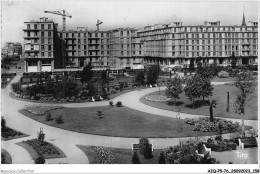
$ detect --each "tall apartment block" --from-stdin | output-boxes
[23,17,62,72]
[139,19,258,68]
[22,14,258,72]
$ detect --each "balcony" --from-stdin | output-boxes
[24,50,39,53]
[23,28,39,31]
[242,42,250,45]
[23,36,39,39]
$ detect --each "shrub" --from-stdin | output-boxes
[55,115,64,124]
[37,128,45,145]
[116,101,122,107]
[109,101,113,106]
[205,137,237,152]
[34,155,45,164]
[96,110,103,119]
[218,71,229,78]
[1,116,6,132]
[45,113,52,121]
[158,152,166,164]
[132,151,141,164]
[139,137,153,159]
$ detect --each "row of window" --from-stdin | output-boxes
[27,24,52,30]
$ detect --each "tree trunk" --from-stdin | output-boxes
[226,92,230,112]
[193,99,195,109]
[209,105,213,122]
[241,114,245,137]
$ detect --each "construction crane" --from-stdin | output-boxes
[96,20,103,31]
[44,10,72,31]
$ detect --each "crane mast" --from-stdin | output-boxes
[44,10,72,31]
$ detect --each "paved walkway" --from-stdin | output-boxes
[1,73,258,164]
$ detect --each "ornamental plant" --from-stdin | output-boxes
[55,115,64,124]
[37,128,45,145]
[132,151,141,164]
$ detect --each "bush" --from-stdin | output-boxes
[139,137,153,159]
[116,101,122,107]
[218,71,229,78]
[55,115,64,124]
[109,101,113,106]
[45,113,52,121]
[158,152,166,164]
[205,137,237,152]
[132,151,141,164]
[1,116,6,132]
[34,155,45,164]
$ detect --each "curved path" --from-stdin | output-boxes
[1,73,258,164]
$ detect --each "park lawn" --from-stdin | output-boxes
[212,77,235,82]
[140,84,257,120]
[1,149,12,164]
[77,145,162,164]
[19,106,249,138]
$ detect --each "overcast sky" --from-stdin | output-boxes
[1,0,258,45]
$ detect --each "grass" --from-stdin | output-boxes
[140,84,257,120]
[1,127,28,141]
[77,145,162,164]
[212,77,235,82]
[16,139,66,160]
[19,106,249,138]
[1,149,12,164]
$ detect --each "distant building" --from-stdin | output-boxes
[23,17,62,72]
[2,42,22,58]
[22,13,258,72]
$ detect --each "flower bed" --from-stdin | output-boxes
[22,139,65,159]
[91,146,116,164]
[145,94,171,102]
[205,136,237,152]
[184,117,239,132]
[24,104,64,115]
[1,127,28,141]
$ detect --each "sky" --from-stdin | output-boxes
[1,0,258,45]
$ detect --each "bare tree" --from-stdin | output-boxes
[233,71,257,137]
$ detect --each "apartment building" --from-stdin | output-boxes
[138,19,258,68]
[23,17,62,72]
[23,14,258,72]
[2,42,22,58]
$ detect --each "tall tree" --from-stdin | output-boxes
[81,62,93,83]
[233,71,257,136]
[200,76,214,102]
[184,75,201,108]
[165,76,183,106]
[147,64,160,84]
[135,71,145,85]
[230,52,237,69]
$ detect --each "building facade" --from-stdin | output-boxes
[2,42,22,58]
[23,15,258,72]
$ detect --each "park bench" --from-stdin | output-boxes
[195,144,211,157]
[238,137,258,149]
[92,96,103,102]
[131,143,153,151]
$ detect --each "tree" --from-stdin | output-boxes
[132,151,141,164]
[165,76,183,106]
[135,71,145,85]
[101,70,107,84]
[158,152,166,164]
[230,52,237,69]
[1,117,6,132]
[200,76,214,102]
[37,128,45,145]
[233,71,257,137]
[209,99,217,122]
[147,64,160,84]
[81,62,93,83]
[226,92,230,112]
[184,75,201,108]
